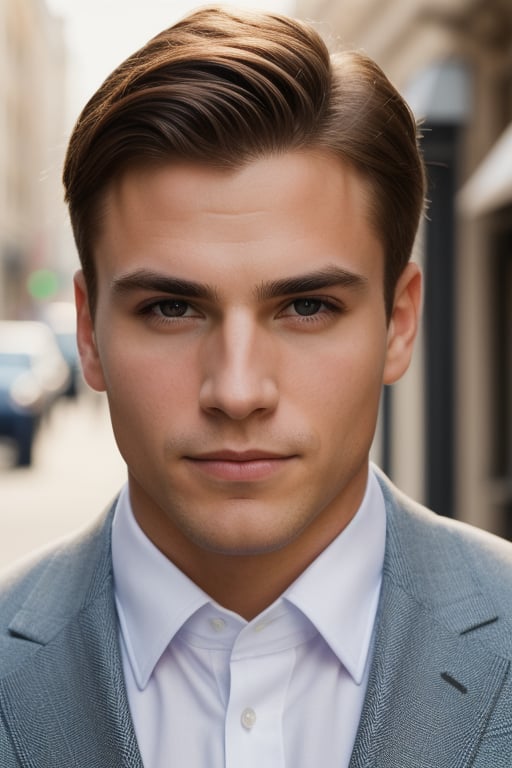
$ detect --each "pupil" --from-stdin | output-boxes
[294,298,321,316]
[161,300,187,317]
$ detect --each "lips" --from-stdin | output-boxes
[185,449,296,482]
[191,449,289,461]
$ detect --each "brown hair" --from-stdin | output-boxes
[63,5,425,318]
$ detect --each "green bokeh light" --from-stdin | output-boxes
[27,269,60,300]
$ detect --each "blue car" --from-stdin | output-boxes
[0,352,44,466]
[0,322,70,466]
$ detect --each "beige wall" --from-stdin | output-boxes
[0,0,68,319]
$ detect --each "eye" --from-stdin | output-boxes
[277,296,343,326]
[153,299,190,318]
[137,298,201,324]
[290,298,323,316]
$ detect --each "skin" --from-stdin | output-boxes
[75,150,421,619]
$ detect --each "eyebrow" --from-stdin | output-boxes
[111,270,218,301]
[111,265,368,302]
[255,266,368,300]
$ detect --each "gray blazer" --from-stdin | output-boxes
[1,471,511,767]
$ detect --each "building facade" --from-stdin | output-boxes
[0,0,67,319]
[296,0,512,536]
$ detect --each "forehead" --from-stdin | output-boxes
[94,150,383,286]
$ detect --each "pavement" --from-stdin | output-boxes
[0,389,126,570]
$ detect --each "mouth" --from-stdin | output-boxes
[185,449,297,482]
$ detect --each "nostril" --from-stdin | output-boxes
[199,377,278,420]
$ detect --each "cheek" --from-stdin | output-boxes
[101,343,200,439]
[298,331,386,400]
[298,334,386,443]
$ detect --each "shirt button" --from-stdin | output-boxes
[210,618,226,632]
[241,707,257,730]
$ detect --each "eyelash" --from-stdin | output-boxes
[136,296,344,327]
[280,297,343,322]
[137,299,200,326]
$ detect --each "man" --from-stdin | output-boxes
[1,6,511,767]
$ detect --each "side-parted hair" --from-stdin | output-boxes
[63,5,426,318]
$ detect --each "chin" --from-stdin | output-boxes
[190,526,298,558]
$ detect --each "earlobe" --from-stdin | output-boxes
[383,262,422,385]
[74,271,107,392]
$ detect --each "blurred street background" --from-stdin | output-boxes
[0,390,125,569]
[1,0,511,568]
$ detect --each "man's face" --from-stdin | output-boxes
[76,151,419,563]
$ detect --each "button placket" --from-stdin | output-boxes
[225,649,293,768]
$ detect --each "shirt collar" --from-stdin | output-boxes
[112,466,386,689]
[284,467,386,683]
[112,485,210,689]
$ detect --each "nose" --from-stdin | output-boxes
[199,312,279,420]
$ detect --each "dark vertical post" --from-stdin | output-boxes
[381,385,393,477]
[422,124,458,517]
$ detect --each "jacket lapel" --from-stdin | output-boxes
[350,575,509,768]
[350,476,510,768]
[0,509,143,768]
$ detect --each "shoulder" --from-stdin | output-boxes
[0,504,116,677]
[375,467,512,652]
[378,469,512,579]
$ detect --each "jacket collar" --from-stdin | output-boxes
[7,506,115,644]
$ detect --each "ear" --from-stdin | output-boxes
[74,270,106,392]
[383,262,422,385]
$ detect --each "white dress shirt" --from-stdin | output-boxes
[112,467,386,768]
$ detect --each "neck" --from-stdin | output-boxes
[182,542,329,620]
[128,470,368,621]
[133,516,365,622]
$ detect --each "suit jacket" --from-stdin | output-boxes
[1,471,511,767]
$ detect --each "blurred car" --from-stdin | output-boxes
[42,302,82,398]
[0,321,70,466]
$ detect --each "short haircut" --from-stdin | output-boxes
[63,5,426,318]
